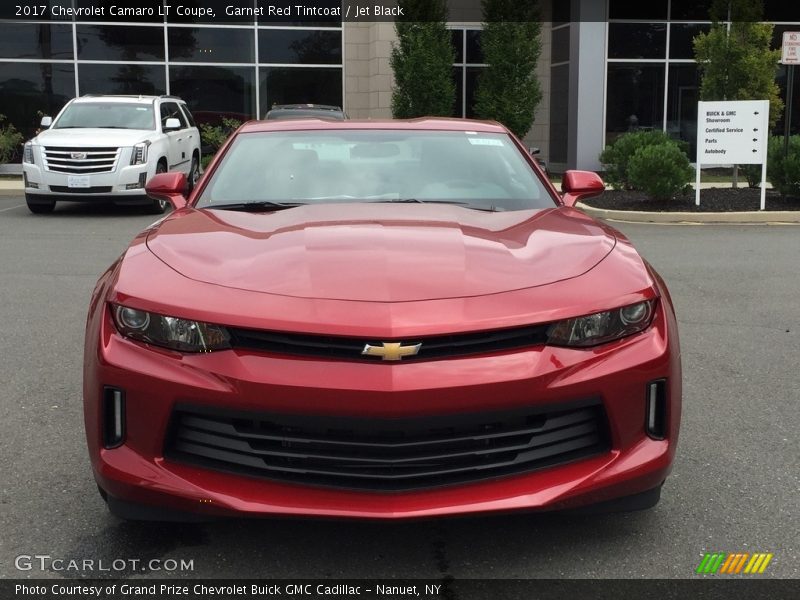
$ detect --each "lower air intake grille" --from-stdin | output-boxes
[49,185,113,194]
[165,401,609,491]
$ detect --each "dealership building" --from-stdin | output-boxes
[1,0,798,172]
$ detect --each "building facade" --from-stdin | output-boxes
[1,0,798,172]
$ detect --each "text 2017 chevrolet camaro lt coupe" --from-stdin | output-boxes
[84,118,681,521]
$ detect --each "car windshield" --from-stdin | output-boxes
[197,130,553,211]
[53,103,155,130]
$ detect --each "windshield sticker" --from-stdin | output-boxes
[468,138,504,146]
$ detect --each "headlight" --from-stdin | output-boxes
[546,300,656,348]
[23,142,34,164]
[130,141,150,165]
[111,304,231,353]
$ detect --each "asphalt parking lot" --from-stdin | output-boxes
[0,194,797,580]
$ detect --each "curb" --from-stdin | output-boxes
[576,202,800,224]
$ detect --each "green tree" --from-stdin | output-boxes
[0,114,24,164]
[474,0,542,139]
[390,0,455,118]
[693,0,784,185]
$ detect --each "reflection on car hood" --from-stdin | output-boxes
[145,204,617,302]
[33,128,153,147]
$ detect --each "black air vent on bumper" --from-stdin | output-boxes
[165,401,609,491]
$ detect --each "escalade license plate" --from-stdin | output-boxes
[68,175,91,188]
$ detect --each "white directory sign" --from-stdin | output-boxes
[782,31,800,64]
[696,100,770,209]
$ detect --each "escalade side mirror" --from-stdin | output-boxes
[146,172,188,210]
[561,170,605,207]
[163,117,181,132]
[40,116,52,129]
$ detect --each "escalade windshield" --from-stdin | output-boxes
[53,103,155,130]
[197,130,553,212]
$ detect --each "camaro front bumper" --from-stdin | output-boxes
[84,288,681,520]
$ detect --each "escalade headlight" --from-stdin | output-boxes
[111,304,231,353]
[546,300,656,348]
[23,142,34,164]
[130,141,151,165]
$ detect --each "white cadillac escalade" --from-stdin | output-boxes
[22,95,201,214]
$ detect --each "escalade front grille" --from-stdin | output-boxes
[43,146,120,174]
[165,402,609,491]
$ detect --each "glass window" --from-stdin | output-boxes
[180,104,197,128]
[451,67,463,117]
[0,23,73,59]
[258,30,342,64]
[670,24,711,59]
[667,64,701,160]
[551,26,570,64]
[0,62,75,143]
[451,30,464,63]
[54,102,156,130]
[168,27,254,63]
[259,67,342,115]
[549,64,569,164]
[76,25,165,61]
[608,23,667,59]
[764,0,800,22]
[552,1,571,25]
[78,63,166,96]
[670,0,714,21]
[170,65,256,123]
[608,0,668,20]
[605,63,665,145]
[466,30,484,63]
[464,67,483,118]
[197,130,551,211]
[160,101,188,128]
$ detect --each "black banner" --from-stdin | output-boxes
[3,579,799,600]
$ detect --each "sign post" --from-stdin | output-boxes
[781,32,799,159]
[696,100,770,210]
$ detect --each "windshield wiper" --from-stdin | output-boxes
[370,199,499,212]
[205,201,306,212]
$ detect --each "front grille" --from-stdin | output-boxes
[49,185,113,194]
[43,146,120,174]
[228,324,551,362]
[165,401,609,491]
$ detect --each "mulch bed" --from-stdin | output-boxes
[583,188,800,212]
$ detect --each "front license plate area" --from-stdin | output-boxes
[67,175,90,188]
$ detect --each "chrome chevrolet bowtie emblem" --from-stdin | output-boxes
[71,152,87,160]
[362,342,422,361]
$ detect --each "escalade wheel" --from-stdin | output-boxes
[25,194,56,214]
[188,155,200,192]
[145,161,169,214]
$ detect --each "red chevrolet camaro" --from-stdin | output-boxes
[83,118,681,521]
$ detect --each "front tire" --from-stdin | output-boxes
[26,194,55,214]
[145,160,169,214]
[187,154,200,193]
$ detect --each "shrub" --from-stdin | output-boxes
[627,143,694,200]
[199,117,242,155]
[0,114,24,164]
[599,130,683,190]
[766,135,800,198]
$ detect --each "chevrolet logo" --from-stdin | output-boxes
[362,342,422,361]
[70,152,87,160]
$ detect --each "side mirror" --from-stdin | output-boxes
[146,172,188,210]
[528,147,541,155]
[40,116,52,129]
[163,117,181,131]
[561,170,605,207]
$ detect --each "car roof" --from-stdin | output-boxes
[71,95,182,105]
[239,117,508,134]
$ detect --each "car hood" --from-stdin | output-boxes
[33,128,154,147]
[145,204,616,302]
